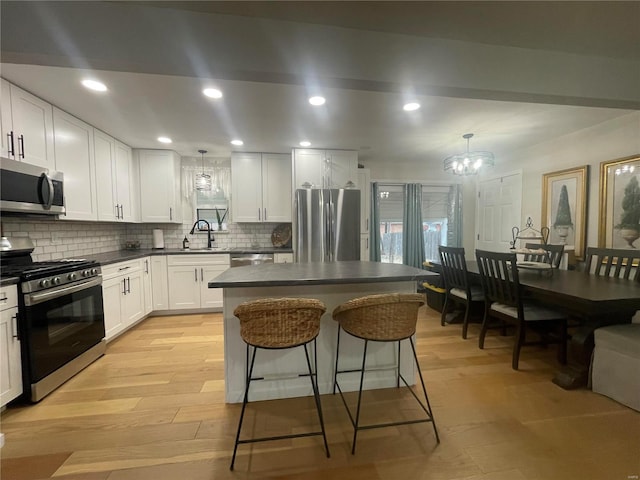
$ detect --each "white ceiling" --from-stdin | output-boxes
[1,1,638,168]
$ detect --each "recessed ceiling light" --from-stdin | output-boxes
[230,139,244,146]
[309,96,326,106]
[81,79,107,92]
[403,102,421,111]
[157,136,172,144]
[299,141,311,147]
[203,88,223,99]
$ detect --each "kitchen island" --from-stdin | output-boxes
[208,261,436,403]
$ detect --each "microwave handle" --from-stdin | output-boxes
[40,173,55,210]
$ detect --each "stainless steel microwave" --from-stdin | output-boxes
[0,157,65,215]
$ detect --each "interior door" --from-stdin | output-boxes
[476,172,522,252]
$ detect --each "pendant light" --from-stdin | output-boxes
[444,133,494,176]
[195,149,212,191]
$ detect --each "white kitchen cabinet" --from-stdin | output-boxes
[167,254,229,310]
[0,79,55,169]
[95,130,136,222]
[292,148,357,189]
[360,235,370,261]
[136,149,182,223]
[231,152,291,223]
[142,257,152,315]
[150,255,169,310]
[0,285,22,407]
[102,259,145,340]
[53,107,98,221]
[274,252,294,263]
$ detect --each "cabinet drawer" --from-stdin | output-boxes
[0,285,18,310]
[167,254,230,267]
[102,259,142,280]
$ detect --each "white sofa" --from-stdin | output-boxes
[591,324,640,411]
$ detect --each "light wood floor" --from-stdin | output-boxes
[1,307,638,480]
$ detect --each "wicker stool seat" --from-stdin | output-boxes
[230,298,330,470]
[332,293,440,454]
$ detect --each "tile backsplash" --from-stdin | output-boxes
[1,217,290,262]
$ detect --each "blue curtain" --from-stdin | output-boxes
[403,183,424,268]
[370,182,381,261]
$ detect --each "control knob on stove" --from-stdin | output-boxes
[82,269,91,277]
[39,279,50,288]
[52,277,61,285]
[67,272,77,281]
[91,268,98,275]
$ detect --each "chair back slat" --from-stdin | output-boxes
[584,247,640,281]
[523,243,565,269]
[475,249,521,308]
[439,246,470,292]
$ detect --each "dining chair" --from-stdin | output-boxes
[438,246,485,339]
[584,247,640,281]
[332,293,439,454]
[523,243,565,269]
[475,249,568,370]
[230,297,330,470]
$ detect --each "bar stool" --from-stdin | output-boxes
[332,293,440,454]
[230,297,330,470]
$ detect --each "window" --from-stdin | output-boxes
[377,184,461,264]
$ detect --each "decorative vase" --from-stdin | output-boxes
[619,228,640,248]
[554,225,570,245]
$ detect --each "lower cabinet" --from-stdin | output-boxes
[150,256,168,310]
[0,285,22,406]
[167,254,230,310]
[142,257,153,315]
[360,235,370,261]
[274,252,294,263]
[102,259,145,341]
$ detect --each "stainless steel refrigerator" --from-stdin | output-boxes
[294,188,360,262]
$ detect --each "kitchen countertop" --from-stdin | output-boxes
[0,276,20,286]
[208,261,436,288]
[80,247,293,266]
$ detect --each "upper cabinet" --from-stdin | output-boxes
[136,149,182,223]
[231,152,291,222]
[292,148,357,189]
[356,168,371,235]
[95,129,137,222]
[53,108,98,221]
[1,79,55,169]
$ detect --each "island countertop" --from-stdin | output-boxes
[208,260,436,288]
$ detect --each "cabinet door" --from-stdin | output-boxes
[199,265,227,308]
[0,306,22,406]
[360,234,370,261]
[53,108,98,221]
[167,266,200,309]
[262,153,292,222]
[327,150,358,188]
[142,258,153,315]
[138,150,181,223]
[231,152,262,222]
[356,168,371,234]
[115,141,135,221]
[103,277,125,340]
[292,149,323,189]
[1,79,13,159]
[151,256,169,310]
[122,271,144,326]
[9,83,55,169]
[274,253,294,263]
[94,129,117,221]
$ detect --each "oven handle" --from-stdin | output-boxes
[24,276,102,306]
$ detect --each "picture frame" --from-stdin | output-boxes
[599,154,640,249]
[541,165,589,260]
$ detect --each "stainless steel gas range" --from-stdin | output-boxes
[1,237,105,402]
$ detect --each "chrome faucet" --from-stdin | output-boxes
[189,220,214,248]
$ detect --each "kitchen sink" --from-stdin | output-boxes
[182,247,229,252]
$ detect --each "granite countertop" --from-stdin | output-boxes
[1,276,20,287]
[208,261,436,288]
[81,247,293,266]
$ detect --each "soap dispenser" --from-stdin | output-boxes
[182,236,190,249]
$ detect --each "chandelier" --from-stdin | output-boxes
[444,133,494,176]
[195,149,212,191]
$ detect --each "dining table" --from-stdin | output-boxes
[433,260,640,389]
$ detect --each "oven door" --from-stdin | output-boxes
[21,277,105,383]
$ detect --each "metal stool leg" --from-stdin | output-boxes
[396,340,401,388]
[351,339,369,454]
[230,345,257,470]
[409,336,440,443]
[304,340,330,458]
[333,326,342,394]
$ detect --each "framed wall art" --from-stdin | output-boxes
[541,165,589,260]
[599,154,640,249]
